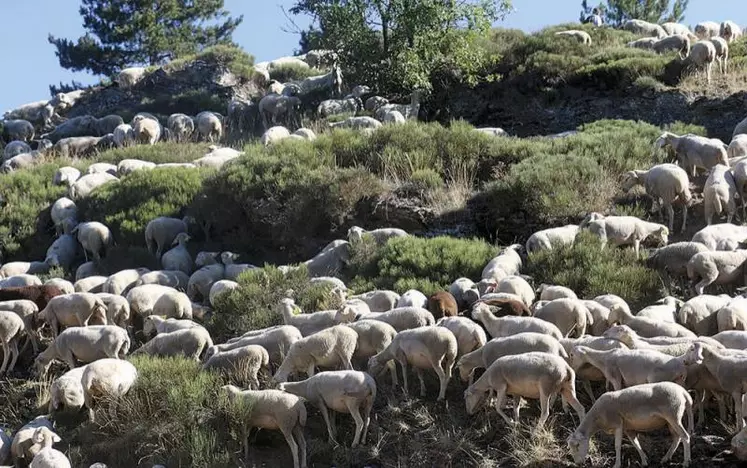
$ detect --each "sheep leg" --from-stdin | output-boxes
[681,200,688,232]
[360,395,373,445]
[387,360,398,386]
[306,363,316,378]
[0,342,9,375]
[398,358,409,396]
[512,395,521,421]
[535,388,551,431]
[493,386,514,426]
[581,379,596,403]
[431,359,448,400]
[416,368,427,398]
[662,417,690,466]
[663,203,674,232]
[280,426,301,468]
[346,400,365,447]
[61,347,77,370]
[248,372,260,391]
[337,351,353,371]
[613,426,623,468]
[561,381,586,421]
[695,390,706,428]
[317,403,340,446]
[292,424,307,468]
[734,391,745,430]
[633,239,641,258]
[626,431,648,466]
[7,339,19,374]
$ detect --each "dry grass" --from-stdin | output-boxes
[425,162,477,215]
[679,63,747,99]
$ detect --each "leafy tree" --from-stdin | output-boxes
[580,0,688,26]
[290,0,513,93]
[48,0,243,77]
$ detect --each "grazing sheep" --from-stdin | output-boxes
[437,316,487,357]
[132,327,213,360]
[50,198,78,237]
[476,297,532,318]
[117,159,156,176]
[686,40,718,84]
[186,264,225,302]
[471,302,563,339]
[220,251,256,281]
[347,226,408,245]
[710,36,729,74]
[10,417,60,466]
[0,262,50,278]
[203,344,269,389]
[74,276,107,294]
[166,113,195,143]
[481,244,523,282]
[142,315,203,338]
[525,225,580,253]
[491,275,534,306]
[303,241,351,278]
[465,352,585,430]
[567,382,692,468]
[636,296,682,323]
[48,365,87,413]
[0,274,42,287]
[381,110,406,124]
[0,285,63,312]
[72,221,113,262]
[81,358,137,422]
[3,119,35,141]
[703,164,738,225]
[132,115,161,145]
[44,278,74,295]
[260,125,291,146]
[554,30,592,45]
[653,34,691,58]
[195,111,223,142]
[449,278,480,310]
[364,96,388,112]
[608,304,695,338]
[34,325,130,376]
[328,116,382,132]
[713,330,747,349]
[349,290,400,312]
[160,232,193,275]
[692,223,747,251]
[533,298,589,338]
[586,215,668,257]
[116,67,147,88]
[29,447,72,468]
[112,123,134,147]
[87,162,117,176]
[277,298,337,337]
[53,167,81,187]
[603,324,718,357]
[135,270,190,290]
[345,306,435,332]
[537,284,578,301]
[273,325,358,382]
[3,140,32,161]
[103,268,149,296]
[0,311,24,375]
[622,164,691,232]
[623,19,666,38]
[69,172,118,200]
[646,242,710,292]
[716,296,747,332]
[151,289,193,320]
[211,325,302,366]
[317,86,368,118]
[221,385,307,468]
[427,291,458,319]
[695,21,721,39]
[280,370,375,447]
[720,20,742,43]
[40,292,108,337]
[208,279,238,306]
[374,90,422,121]
[687,249,747,295]
[95,293,131,328]
[656,132,728,177]
[396,289,428,309]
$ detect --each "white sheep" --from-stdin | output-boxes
[481,244,523,282]
[132,115,161,145]
[623,19,666,38]
[87,163,117,176]
[142,315,203,338]
[328,116,382,132]
[220,251,256,281]
[716,296,747,332]
[95,293,131,328]
[622,164,691,232]
[195,111,223,142]
[464,352,585,430]
[103,268,150,295]
[187,264,225,302]
[0,310,24,375]
[203,344,269,389]
[34,325,130,376]
[710,36,729,74]
[44,278,74,295]
[125,283,176,319]
[533,298,589,337]
[554,30,592,45]
[537,284,578,301]
[193,148,243,169]
[3,140,31,161]
[653,34,691,58]
[656,131,728,177]
[582,300,612,336]
[29,447,71,468]
[75,261,101,281]
[729,135,747,161]
[211,325,302,366]
[277,298,337,337]
[491,275,534,306]
[567,382,692,468]
[10,416,60,466]
[720,20,742,43]
[69,172,118,200]
[374,90,422,121]
[687,249,747,295]
[677,294,731,335]
[608,304,695,338]
[132,327,213,360]
[636,296,681,323]
[0,262,49,278]
[686,40,717,84]
[586,215,669,257]
[81,358,137,422]
[0,299,38,351]
[152,289,193,320]
[347,225,408,245]
[713,330,747,349]
[40,292,108,337]
[692,223,747,251]
[695,21,721,39]
[53,167,80,187]
[74,276,107,294]
[703,164,738,225]
[350,290,400,312]
[303,241,351,278]
[112,123,134,147]
[160,232,193,275]
[116,67,147,88]
[117,159,156,176]
[395,289,428,309]
[72,221,113,262]
[662,22,697,38]
[166,113,195,143]
[525,224,580,253]
[472,302,563,339]
[448,278,480,310]
[209,279,238,306]
[317,85,369,118]
[436,316,487,357]
[261,125,291,146]
[646,242,710,292]
[221,385,307,468]
[280,370,375,447]
[381,109,406,124]
[48,365,87,413]
[0,274,42,287]
[135,270,190,290]
[273,325,358,382]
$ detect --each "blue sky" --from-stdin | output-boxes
[0,0,742,112]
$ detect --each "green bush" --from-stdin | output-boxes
[0,164,67,261]
[347,236,498,295]
[80,167,204,246]
[95,142,211,165]
[71,356,238,467]
[208,265,341,341]
[165,45,256,81]
[525,232,663,310]
[268,64,326,82]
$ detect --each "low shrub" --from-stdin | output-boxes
[164,45,256,81]
[95,142,211,165]
[524,232,663,310]
[268,63,326,82]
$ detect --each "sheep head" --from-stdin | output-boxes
[463,385,487,415]
[603,324,635,346]
[683,342,705,365]
[335,304,357,323]
[620,171,641,192]
[567,431,590,464]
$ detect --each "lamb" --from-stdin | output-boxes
[3,119,34,141]
[471,302,563,339]
[117,159,156,175]
[623,19,666,38]
[160,232,193,275]
[347,226,408,245]
[525,225,580,253]
[34,325,130,377]
[40,292,108,337]
[29,447,72,468]
[135,270,190,290]
[677,294,730,335]
[0,311,24,375]
[0,285,63,312]
[703,164,738,225]
[622,164,691,232]
[710,36,729,74]
[195,111,223,142]
[349,290,400,312]
[554,30,592,45]
[567,382,692,468]
[720,20,742,43]
[686,341,747,429]
[687,249,747,295]
[95,293,131,328]
[132,327,213,360]
[427,291,458,319]
[48,365,87,413]
[53,167,81,187]
[81,358,138,422]
[104,268,149,296]
[69,172,118,200]
[646,242,710,292]
[72,221,113,262]
[273,325,358,382]
[221,385,307,468]
[448,278,480,310]
[464,352,585,430]
[585,215,669,257]
[132,115,161,145]
[277,298,337,336]
[116,66,147,88]
[533,298,589,338]
[685,40,718,84]
[374,90,422,121]
[208,280,238,306]
[607,304,695,338]
[167,113,195,142]
[396,289,428,309]
[537,284,578,301]
[186,264,225,302]
[279,370,375,447]
[211,325,302,366]
[456,332,567,383]
[10,417,61,466]
[74,276,107,293]
[203,344,269,389]
[653,34,691,58]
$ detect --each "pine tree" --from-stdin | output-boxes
[48,0,243,77]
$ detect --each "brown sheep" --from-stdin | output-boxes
[478,298,531,317]
[427,291,458,319]
[0,285,64,312]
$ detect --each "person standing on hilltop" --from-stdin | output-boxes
[584,8,604,27]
